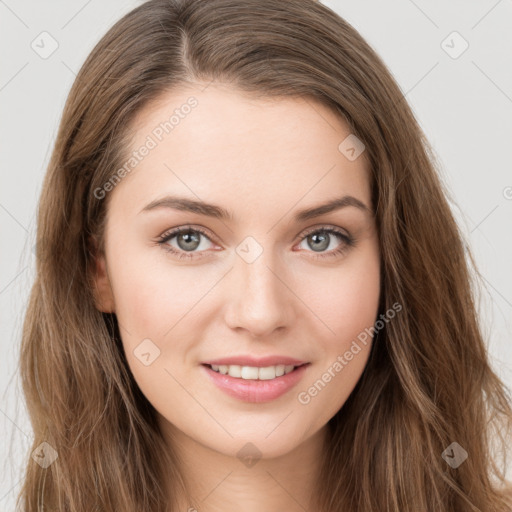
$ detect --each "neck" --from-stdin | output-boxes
[159,418,329,512]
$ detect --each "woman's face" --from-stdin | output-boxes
[93,83,380,460]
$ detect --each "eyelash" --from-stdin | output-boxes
[156,224,356,261]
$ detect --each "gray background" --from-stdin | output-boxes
[1,0,511,508]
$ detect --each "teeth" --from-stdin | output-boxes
[209,364,297,380]
[241,366,259,379]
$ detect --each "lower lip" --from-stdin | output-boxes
[201,363,310,403]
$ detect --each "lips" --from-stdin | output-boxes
[202,355,307,367]
[201,362,310,403]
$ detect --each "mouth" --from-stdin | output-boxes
[200,362,310,403]
[202,362,308,381]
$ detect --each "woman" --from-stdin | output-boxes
[17,0,512,510]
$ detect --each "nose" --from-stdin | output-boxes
[224,246,294,338]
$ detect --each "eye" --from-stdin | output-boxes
[295,226,355,260]
[156,225,216,260]
[156,224,356,260]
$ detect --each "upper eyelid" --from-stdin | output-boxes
[158,225,217,244]
[299,224,350,238]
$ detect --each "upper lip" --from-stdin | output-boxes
[202,355,308,367]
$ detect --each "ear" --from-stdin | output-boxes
[89,235,116,313]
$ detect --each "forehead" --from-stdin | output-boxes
[108,83,371,223]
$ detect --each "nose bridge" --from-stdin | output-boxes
[240,250,280,301]
[226,234,292,336]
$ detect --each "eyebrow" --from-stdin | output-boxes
[139,194,373,222]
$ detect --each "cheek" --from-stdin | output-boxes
[299,249,381,348]
[109,245,209,339]
[335,264,380,335]
[295,258,380,423]
[299,249,380,416]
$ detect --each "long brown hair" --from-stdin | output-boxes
[16,0,512,510]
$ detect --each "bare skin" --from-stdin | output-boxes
[92,82,381,511]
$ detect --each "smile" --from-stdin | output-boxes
[201,363,310,403]
[207,363,300,380]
